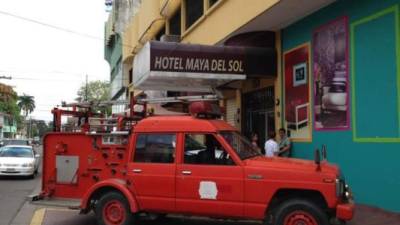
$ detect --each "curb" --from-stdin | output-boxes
[10,177,42,225]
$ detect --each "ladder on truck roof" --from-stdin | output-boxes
[52,95,220,133]
[138,94,218,103]
[61,95,218,107]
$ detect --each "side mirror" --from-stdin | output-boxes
[321,144,327,160]
[314,149,321,170]
[35,154,40,158]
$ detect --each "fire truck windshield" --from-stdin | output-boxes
[220,131,262,160]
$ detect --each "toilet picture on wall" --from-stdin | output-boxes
[313,16,350,130]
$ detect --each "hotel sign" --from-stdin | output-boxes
[133,41,276,92]
[153,57,245,74]
[149,41,276,76]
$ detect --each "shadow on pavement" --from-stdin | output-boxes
[39,209,260,225]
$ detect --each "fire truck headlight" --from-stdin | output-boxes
[336,178,345,198]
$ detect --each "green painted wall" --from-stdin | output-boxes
[104,33,123,81]
[282,0,400,212]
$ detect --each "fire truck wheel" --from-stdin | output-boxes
[96,192,135,225]
[272,199,329,225]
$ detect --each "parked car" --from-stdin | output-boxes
[0,145,40,178]
[0,139,31,147]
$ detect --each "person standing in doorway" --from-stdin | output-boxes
[251,133,261,153]
[264,131,279,157]
[278,128,291,157]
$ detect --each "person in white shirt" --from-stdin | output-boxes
[264,131,279,157]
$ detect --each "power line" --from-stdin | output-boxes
[0,10,100,41]
[11,77,83,82]
[6,75,130,82]
[0,75,12,79]
[0,9,137,49]
[0,69,106,78]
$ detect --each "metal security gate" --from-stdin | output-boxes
[242,87,275,153]
[226,98,236,127]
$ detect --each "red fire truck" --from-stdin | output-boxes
[33,96,354,225]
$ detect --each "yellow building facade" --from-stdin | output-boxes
[120,0,285,136]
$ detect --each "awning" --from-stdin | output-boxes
[133,41,276,92]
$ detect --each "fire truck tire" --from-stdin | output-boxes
[271,199,329,225]
[95,192,135,225]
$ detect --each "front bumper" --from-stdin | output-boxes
[336,200,355,220]
[335,181,355,221]
[0,167,35,176]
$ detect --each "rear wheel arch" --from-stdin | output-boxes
[82,180,138,213]
[95,191,135,225]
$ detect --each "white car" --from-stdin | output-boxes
[0,145,40,178]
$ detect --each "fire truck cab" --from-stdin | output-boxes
[37,99,354,225]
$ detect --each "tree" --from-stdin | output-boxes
[77,80,110,102]
[0,91,22,127]
[17,94,36,117]
[76,80,111,114]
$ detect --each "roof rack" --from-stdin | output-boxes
[138,95,219,104]
[51,95,221,133]
[60,95,218,108]
[61,100,129,108]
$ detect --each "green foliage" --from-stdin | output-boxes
[27,120,51,139]
[0,93,22,127]
[18,94,36,117]
[77,80,111,115]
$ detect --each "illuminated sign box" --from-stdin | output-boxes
[133,41,276,92]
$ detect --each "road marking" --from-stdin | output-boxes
[30,208,46,225]
[30,208,74,225]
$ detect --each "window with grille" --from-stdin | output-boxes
[209,0,219,8]
[169,10,181,36]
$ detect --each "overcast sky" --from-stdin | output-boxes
[0,0,110,121]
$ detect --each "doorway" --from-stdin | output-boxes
[242,87,275,153]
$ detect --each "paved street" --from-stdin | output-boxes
[28,206,400,225]
[0,146,42,225]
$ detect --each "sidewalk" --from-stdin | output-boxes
[349,205,400,225]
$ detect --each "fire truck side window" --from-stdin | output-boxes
[134,134,176,163]
[184,134,234,165]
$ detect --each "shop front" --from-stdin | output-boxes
[279,0,400,212]
[219,0,400,212]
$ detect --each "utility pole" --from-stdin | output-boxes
[29,116,32,139]
[85,74,88,102]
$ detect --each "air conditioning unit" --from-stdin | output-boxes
[160,34,181,43]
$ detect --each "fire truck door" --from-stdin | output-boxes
[176,133,244,217]
[127,133,177,212]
